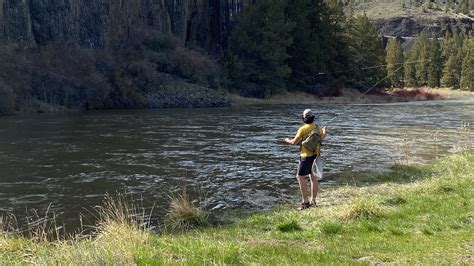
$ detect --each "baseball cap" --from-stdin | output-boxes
[303,109,314,118]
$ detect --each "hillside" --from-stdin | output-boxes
[345,0,473,37]
[345,0,473,19]
[0,0,472,114]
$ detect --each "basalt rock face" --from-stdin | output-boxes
[0,0,250,50]
[374,16,473,38]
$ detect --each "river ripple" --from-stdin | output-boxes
[0,98,473,228]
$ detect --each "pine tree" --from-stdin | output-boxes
[415,32,430,86]
[228,0,294,96]
[460,38,473,91]
[427,37,442,88]
[324,0,351,92]
[452,33,466,88]
[405,41,420,87]
[346,14,386,90]
[441,55,457,88]
[386,38,404,88]
[287,0,338,93]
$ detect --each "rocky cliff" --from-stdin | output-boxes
[2,1,471,51]
[374,16,472,38]
[0,0,251,50]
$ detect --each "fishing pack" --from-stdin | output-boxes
[302,124,322,155]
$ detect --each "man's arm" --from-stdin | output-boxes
[285,136,301,145]
[285,127,303,145]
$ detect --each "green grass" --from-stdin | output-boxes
[276,220,302,233]
[1,153,473,264]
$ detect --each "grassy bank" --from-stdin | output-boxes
[231,87,473,106]
[1,153,473,264]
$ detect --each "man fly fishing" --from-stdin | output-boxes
[285,109,327,210]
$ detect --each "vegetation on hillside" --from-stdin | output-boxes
[0,32,221,115]
[228,0,472,98]
[227,0,391,98]
[0,0,472,114]
[386,32,474,90]
[1,153,472,264]
[344,0,474,18]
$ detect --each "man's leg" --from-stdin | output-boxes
[309,173,319,205]
[296,175,309,203]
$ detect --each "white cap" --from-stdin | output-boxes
[303,109,314,118]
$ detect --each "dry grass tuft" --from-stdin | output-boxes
[165,188,208,231]
[95,193,153,233]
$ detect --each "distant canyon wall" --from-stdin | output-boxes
[0,0,252,50]
[374,16,472,38]
[0,0,471,51]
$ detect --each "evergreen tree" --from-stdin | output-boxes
[405,41,420,87]
[441,55,457,88]
[287,0,327,90]
[415,32,430,86]
[453,33,466,88]
[427,37,442,88]
[460,38,473,91]
[346,14,386,90]
[227,0,294,97]
[385,38,404,88]
[324,0,351,92]
[441,31,455,62]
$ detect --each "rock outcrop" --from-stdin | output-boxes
[374,16,473,38]
[0,0,251,51]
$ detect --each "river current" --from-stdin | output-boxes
[0,98,473,229]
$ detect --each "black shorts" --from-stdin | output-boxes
[297,155,317,176]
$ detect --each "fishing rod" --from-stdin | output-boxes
[320,59,430,127]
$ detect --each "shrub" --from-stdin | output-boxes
[171,47,220,86]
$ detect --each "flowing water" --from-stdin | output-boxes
[0,98,473,230]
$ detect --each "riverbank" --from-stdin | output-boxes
[232,87,474,106]
[1,152,472,264]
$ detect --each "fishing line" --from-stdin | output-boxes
[298,60,428,83]
[319,60,430,126]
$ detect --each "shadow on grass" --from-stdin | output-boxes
[330,164,434,187]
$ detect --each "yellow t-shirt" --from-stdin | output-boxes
[295,123,324,157]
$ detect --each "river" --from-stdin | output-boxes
[0,98,473,230]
